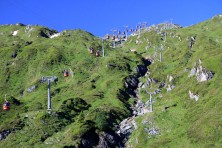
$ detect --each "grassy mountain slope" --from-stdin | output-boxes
[0,14,222,147]
[125,15,222,147]
[0,24,144,147]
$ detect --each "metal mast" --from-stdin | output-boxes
[47,79,51,111]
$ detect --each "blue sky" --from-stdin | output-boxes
[0,0,221,37]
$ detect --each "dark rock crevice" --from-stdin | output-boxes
[0,130,11,141]
[79,129,123,148]
[116,58,151,146]
[78,58,151,148]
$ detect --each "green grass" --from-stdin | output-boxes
[1,15,222,147]
[125,15,222,148]
[0,24,146,147]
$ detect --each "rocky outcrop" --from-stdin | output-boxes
[116,100,151,141]
[165,75,175,92]
[144,127,160,136]
[124,75,139,97]
[135,64,148,77]
[27,85,36,93]
[0,130,11,141]
[188,36,196,49]
[166,84,175,92]
[189,60,214,82]
[79,129,122,148]
[189,90,199,101]
[196,66,214,82]
[116,59,151,145]
[79,129,99,148]
[78,59,151,148]
[117,117,136,143]
[133,100,150,116]
[97,132,121,148]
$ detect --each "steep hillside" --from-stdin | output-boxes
[123,15,222,147]
[0,24,147,147]
[0,14,222,148]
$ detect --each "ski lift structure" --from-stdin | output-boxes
[105,22,148,47]
[41,76,58,111]
[100,38,105,57]
[111,29,118,48]
[122,25,129,40]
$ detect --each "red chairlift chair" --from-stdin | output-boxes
[3,101,10,111]
[63,70,69,77]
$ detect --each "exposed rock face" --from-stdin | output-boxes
[196,66,214,82]
[79,129,121,148]
[80,129,99,148]
[97,132,120,148]
[135,65,148,77]
[189,67,197,77]
[145,77,152,87]
[117,117,135,141]
[25,25,35,33]
[27,85,36,93]
[166,84,175,92]
[12,30,19,36]
[124,75,139,97]
[144,127,160,136]
[16,23,25,26]
[117,59,151,145]
[167,75,174,82]
[50,33,61,38]
[188,36,196,49]
[79,59,151,148]
[143,121,160,138]
[189,60,214,82]
[165,75,175,92]
[133,100,150,116]
[0,130,11,141]
[189,90,199,101]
